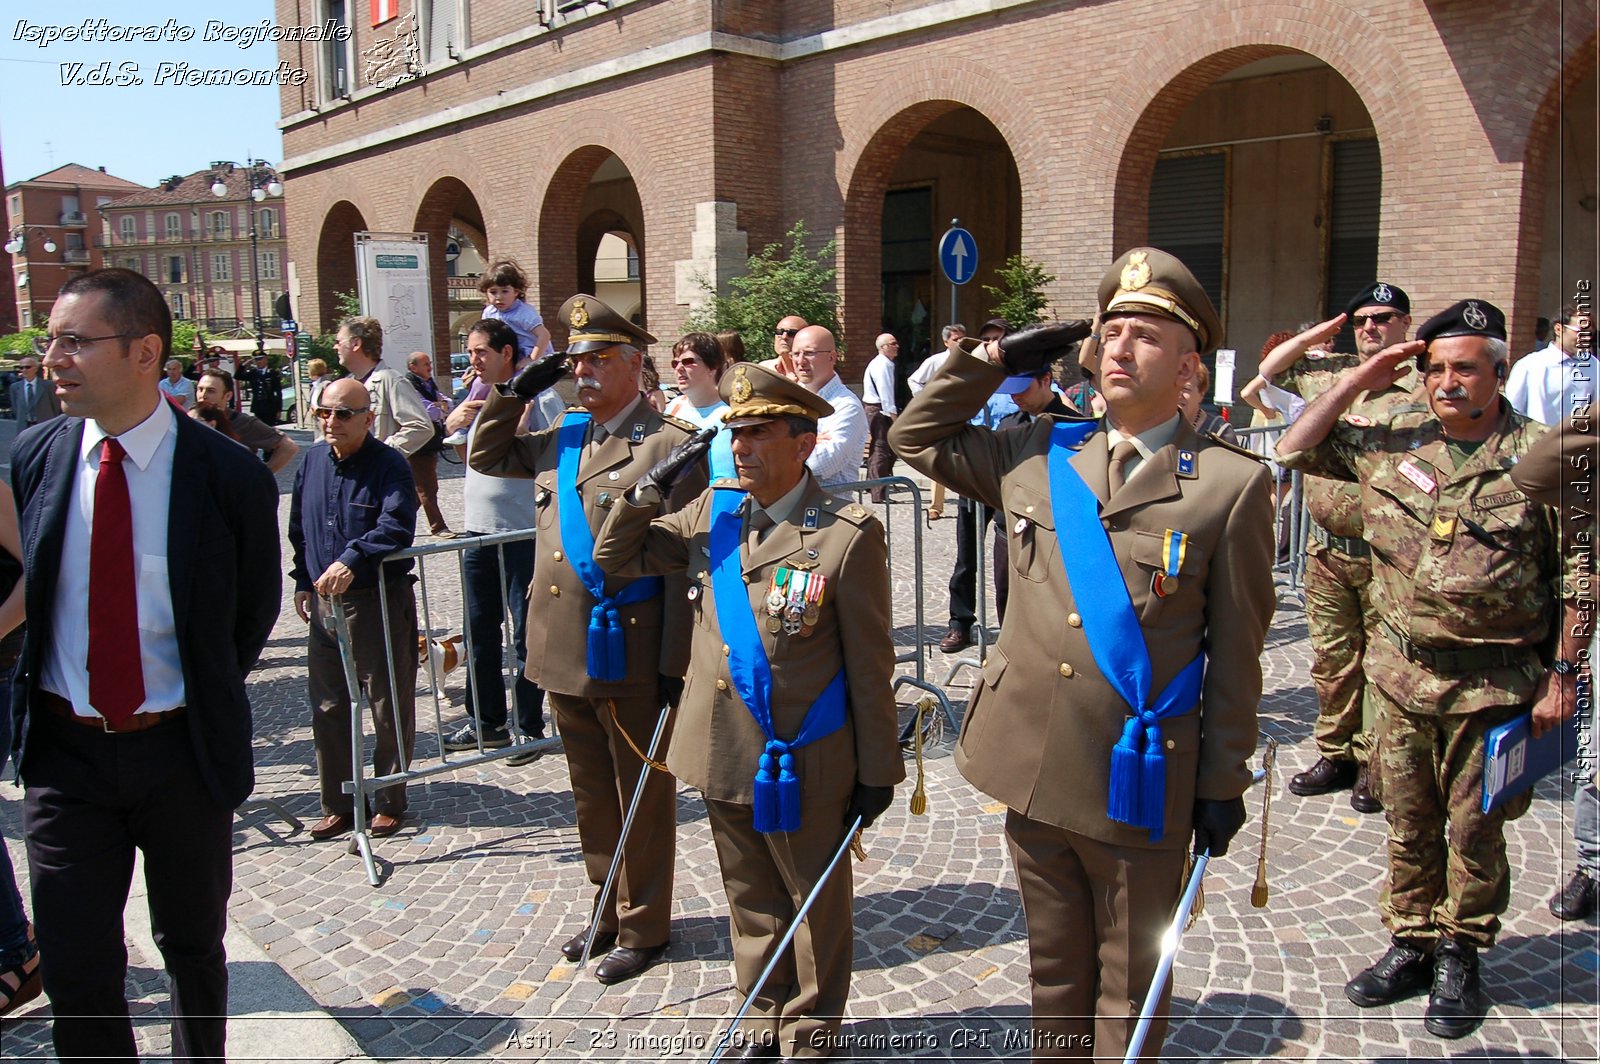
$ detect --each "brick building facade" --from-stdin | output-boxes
[98,163,290,341]
[4,164,146,331]
[278,0,1597,381]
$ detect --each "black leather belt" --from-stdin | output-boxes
[40,690,187,733]
[1380,620,1528,672]
[1310,523,1370,558]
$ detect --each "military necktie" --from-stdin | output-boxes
[746,508,774,556]
[1107,439,1139,495]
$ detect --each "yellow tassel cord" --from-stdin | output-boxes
[909,696,938,817]
[1251,736,1277,909]
[608,699,671,773]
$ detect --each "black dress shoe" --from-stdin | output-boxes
[594,943,667,985]
[1424,939,1483,1039]
[1549,869,1597,921]
[560,928,616,962]
[1288,756,1358,797]
[732,1038,778,1062]
[1345,938,1433,1007]
[1350,766,1384,814]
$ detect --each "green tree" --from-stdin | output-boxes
[331,288,362,329]
[685,221,842,357]
[984,254,1056,328]
[0,327,46,359]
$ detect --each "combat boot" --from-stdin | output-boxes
[1289,756,1358,796]
[1548,869,1596,921]
[1423,938,1482,1039]
[1350,766,1383,814]
[1345,938,1432,1007]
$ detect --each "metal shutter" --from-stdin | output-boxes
[1324,138,1382,323]
[1149,152,1227,313]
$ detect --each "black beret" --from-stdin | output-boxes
[1417,299,1507,344]
[1343,282,1410,317]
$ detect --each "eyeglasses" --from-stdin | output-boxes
[773,328,800,339]
[313,406,370,421]
[567,350,620,369]
[32,333,138,356]
[670,357,703,369]
[1350,312,1398,328]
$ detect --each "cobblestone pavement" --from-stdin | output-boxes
[3,456,1596,1062]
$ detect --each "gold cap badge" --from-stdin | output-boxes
[731,364,753,403]
[570,299,589,329]
[1120,250,1151,292]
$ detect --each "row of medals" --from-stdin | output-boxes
[764,566,824,636]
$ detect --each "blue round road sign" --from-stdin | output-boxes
[938,226,978,285]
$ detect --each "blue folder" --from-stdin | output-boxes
[1481,707,1581,813]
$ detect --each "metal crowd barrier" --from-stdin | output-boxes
[1233,424,1310,597]
[326,529,564,886]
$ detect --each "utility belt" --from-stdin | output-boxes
[1310,522,1369,558]
[1380,620,1532,672]
[40,690,187,734]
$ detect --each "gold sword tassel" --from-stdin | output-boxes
[1251,735,1278,908]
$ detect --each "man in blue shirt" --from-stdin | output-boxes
[289,378,420,840]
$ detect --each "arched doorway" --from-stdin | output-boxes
[414,178,487,369]
[1115,49,1379,378]
[539,149,646,343]
[314,200,368,334]
[843,103,1021,386]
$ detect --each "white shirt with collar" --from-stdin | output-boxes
[806,374,868,492]
[44,398,185,716]
[1104,413,1182,486]
[862,354,898,415]
[1505,342,1590,426]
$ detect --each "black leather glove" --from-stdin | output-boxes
[658,674,685,709]
[508,350,568,400]
[637,427,716,496]
[996,319,1095,376]
[844,783,895,831]
[1191,796,1247,858]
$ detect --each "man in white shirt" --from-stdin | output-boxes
[1505,304,1594,425]
[158,359,195,410]
[791,325,868,494]
[861,332,901,500]
[908,322,967,396]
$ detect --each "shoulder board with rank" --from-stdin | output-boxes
[711,477,743,490]
[661,413,700,434]
[1205,433,1267,462]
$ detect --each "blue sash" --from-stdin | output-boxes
[556,413,663,681]
[1046,421,1205,841]
[709,488,847,833]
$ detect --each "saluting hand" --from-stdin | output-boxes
[995,319,1095,376]
[637,427,717,497]
[1349,339,1425,394]
[508,350,568,400]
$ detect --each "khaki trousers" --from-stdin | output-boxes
[1006,810,1187,1061]
[707,796,853,1059]
[547,691,676,947]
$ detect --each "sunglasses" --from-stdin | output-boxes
[773,328,800,339]
[1350,311,1399,328]
[313,406,370,421]
[670,357,703,369]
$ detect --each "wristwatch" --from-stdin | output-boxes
[1552,658,1579,676]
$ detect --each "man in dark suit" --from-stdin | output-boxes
[8,355,60,427]
[9,268,281,1060]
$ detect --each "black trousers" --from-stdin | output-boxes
[23,708,233,1062]
[947,497,994,628]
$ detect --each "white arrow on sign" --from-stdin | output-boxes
[951,233,969,278]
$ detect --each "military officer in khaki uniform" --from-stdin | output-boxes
[1277,299,1583,1039]
[892,248,1274,1060]
[1251,283,1423,813]
[594,362,904,1060]
[469,294,708,985]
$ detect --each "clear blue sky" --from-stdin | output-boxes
[0,1,286,188]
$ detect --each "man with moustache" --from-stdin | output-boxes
[1255,283,1424,813]
[1277,299,1581,1039]
[470,294,708,984]
[892,248,1273,1059]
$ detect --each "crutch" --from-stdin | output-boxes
[1122,759,1274,1064]
[576,699,673,969]
[705,816,865,1064]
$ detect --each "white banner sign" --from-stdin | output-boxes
[355,232,434,357]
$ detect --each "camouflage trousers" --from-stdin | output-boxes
[1304,544,1379,765]
[1371,685,1530,949]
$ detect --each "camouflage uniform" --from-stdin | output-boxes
[1279,403,1574,948]
[1294,370,1424,768]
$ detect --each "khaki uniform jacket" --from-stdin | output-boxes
[594,475,905,804]
[468,391,707,699]
[889,351,1274,850]
[1279,401,1571,716]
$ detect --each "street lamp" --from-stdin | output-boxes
[210,158,283,361]
[4,227,58,255]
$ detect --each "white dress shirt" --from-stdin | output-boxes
[907,349,953,395]
[806,373,869,492]
[44,398,185,716]
[1505,343,1592,426]
[862,354,899,415]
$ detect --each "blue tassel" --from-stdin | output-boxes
[1108,716,1144,825]
[586,603,608,679]
[753,744,781,833]
[776,750,801,832]
[1140,717,1166,841]
[604,606,626,682]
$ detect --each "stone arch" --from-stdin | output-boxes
[537,148,649,343]
[412,176,488,367]
[314,200,368,334]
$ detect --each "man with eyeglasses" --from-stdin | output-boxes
[289,377,420,843]
[1257,283,1422,816]
[470,294,708,985]
[9,355,60,426]
[11,268,280,1060]
[861,333,901,501]
[791,326,869,497]
[772,315,807,382]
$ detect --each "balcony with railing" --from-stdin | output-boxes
[62,248,91,264]
[59,211,86,226]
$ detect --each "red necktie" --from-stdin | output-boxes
[88,438,145,725]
